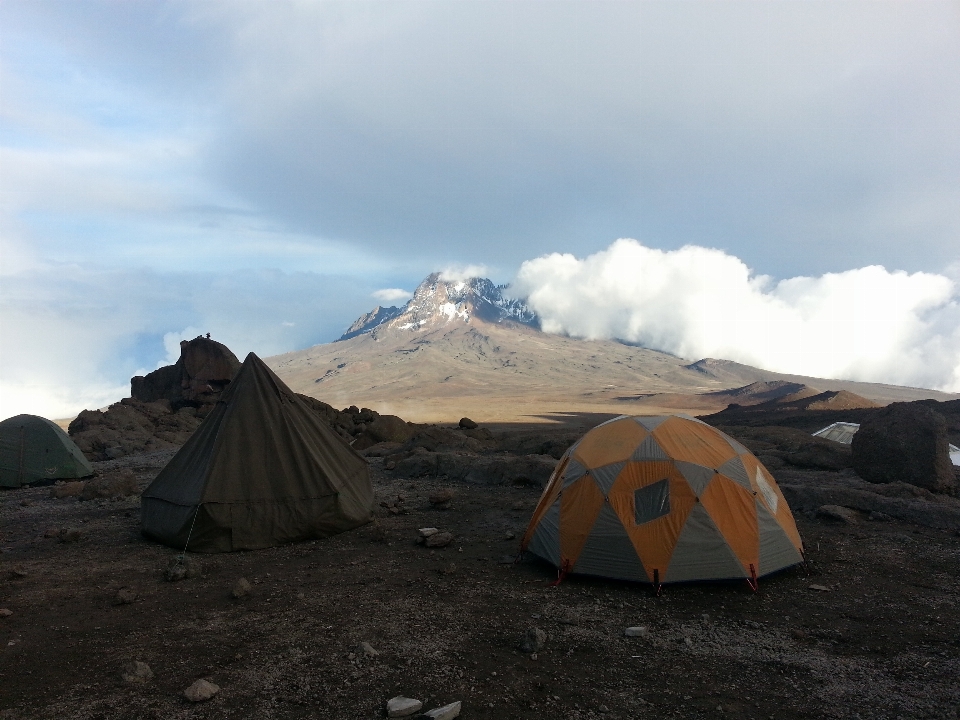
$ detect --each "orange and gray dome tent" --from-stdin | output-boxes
[0,414,93,488]
[141,353,374,553]
[521,415,803,588]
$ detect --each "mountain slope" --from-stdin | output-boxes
[268,274,958,422]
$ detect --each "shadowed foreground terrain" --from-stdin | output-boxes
[1,416,959,720]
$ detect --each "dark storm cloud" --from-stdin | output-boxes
[203,1,960,276]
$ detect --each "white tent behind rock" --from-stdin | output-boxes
[812,421,960,466]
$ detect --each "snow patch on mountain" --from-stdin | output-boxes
[338,273,538,340]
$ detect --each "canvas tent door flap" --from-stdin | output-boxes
[521,415,804,585]
[141,353,374,552]
[0,414,93,488]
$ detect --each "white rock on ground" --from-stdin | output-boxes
[423,701,462,719]
[418,528,439,537]
[624,626,650,638]
[386,696,423,717]
[183,678,220,702]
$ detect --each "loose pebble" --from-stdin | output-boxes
[183,678,219,702]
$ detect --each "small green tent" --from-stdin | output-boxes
[141,352,374,552]
[0,414,94,488]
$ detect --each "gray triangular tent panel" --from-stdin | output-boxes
[756,501,803,576]
[572,502,648,582]
[591,461,626,496]
[717,456,751,492]
[561,457,588,488]
[664,503,747,582]
[722,434,751,456]
[634,415,669,432]
[675,461,715,496]
[631,434,669,461]
[526,501,561,567]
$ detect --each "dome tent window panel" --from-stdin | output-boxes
[634,478,670,525]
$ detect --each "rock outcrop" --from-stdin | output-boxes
[852,402,956,494]
[68,398,203,461]
[131,336,241,408]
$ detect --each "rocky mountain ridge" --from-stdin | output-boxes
[339,273,537,341]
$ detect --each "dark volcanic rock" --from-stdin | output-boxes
[852,402,956,494]
[365,415,413,444]
[68,398,202,461]
[714,425,852,472]
[131,336,241,407]
[390,451,557,487]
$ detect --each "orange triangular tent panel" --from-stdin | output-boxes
[521,414,803,585]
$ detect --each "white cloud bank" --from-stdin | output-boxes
[512,239,960,392]
[373,288,413,304]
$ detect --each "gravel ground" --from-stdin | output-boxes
[1,446,959,720]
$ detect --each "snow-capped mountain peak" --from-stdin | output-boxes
[338,273,538,340]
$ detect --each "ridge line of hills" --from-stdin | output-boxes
[266,273,958,423]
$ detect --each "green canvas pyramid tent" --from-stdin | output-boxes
[141,352,374,552]
[0,414,94,488]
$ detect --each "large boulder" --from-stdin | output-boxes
[131,336,240,407]
[365,415,413,444]
[68,398,202,461]
[851,402,956,494]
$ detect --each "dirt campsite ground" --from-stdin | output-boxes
[1,418,959,720]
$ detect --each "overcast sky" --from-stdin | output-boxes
[2,1,959,418]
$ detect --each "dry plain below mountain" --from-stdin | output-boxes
[268,321,957,423]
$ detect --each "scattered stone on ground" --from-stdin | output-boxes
[113,587,137,605]
[418,527,439,538]
[809,584,831,592]
[389,451,557,487]
[120,661,153,684]
[359,641,379,657]
[58,528,82,543]
[0,609,12,618]
[78,469,138,501]
[43,527,61,539]
[422,700,462,720]
[424,531,454,548]
[165,555,201,582]
[183,678,220,703]
[386,695,422,717]
[816,505,859,524]
[231,578,251,599]
[429,489,454,506]
[520,627,546,653]
[458,417,478,429]
[624,626,650,638]
[49,482,85,499]
[3,402,960,720]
